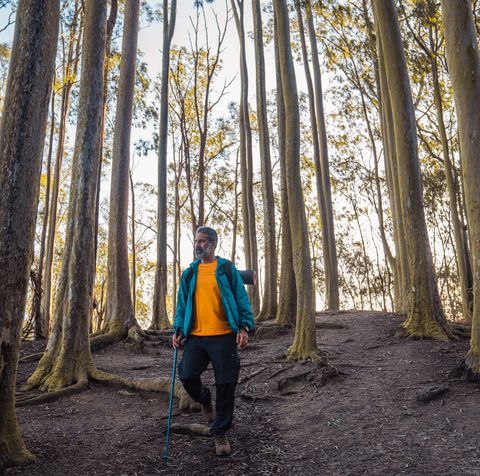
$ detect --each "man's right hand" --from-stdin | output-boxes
[172,332,184,349]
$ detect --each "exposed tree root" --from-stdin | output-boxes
[255,324,290,340]
[16,367,200,412]
[18,352,44,363]
[415,386,449,404]
[170,423,211,437]
[277,370,313,392]
[255,310,277,323]
[16,380,89,407]
[89,369,200,411]
[90,325,146,352]
[238,366,268,384]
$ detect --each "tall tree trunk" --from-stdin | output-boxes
[231,150,240,263]
[0,0,59,467]
[42,1,83,334]
[252,0,277,322]
[429,32,473,322]
[103,0,141,338]
[373,2,409,311]
[274,8,296,328]
[441,0,480,377]
[25,0,108,392]
[373,0,451,340]
[33,90,56,339]
[296,1,330,310]
[129,169,136,317]
[152,0,176,329]
[231,0,260,315]
[305,0,339,310]
[274,0,319,360]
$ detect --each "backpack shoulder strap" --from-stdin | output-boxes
[223,260,233,290]
[184,267,194,288]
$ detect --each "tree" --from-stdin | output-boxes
[252,0,277,322]
[0,0,59,467]
[441,0,480,378]
[231,0,260,315]
[151,0,176,329]
[101,0,143,341]
[372,0,452,340]
[24,0,108,393]
[305,0,340,310]
[41,1,83,336]
[274,8,296,328]
[273,0,319,359]
[400,0,473,322]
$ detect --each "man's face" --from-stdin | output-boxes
[194,232,216,260]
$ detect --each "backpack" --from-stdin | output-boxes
[184,260,234,291]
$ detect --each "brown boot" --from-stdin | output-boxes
[202,399,215,423]
[214,434,231,456]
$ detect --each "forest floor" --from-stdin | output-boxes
[6,310,480,476]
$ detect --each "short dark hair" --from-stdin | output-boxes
[196,226,218,244]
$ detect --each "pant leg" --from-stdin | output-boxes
[210,383,237,435]
[178,336,211,405]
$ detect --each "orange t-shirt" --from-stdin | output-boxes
[190,260,233,336]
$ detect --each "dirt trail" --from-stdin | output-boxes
[7,311,480,475]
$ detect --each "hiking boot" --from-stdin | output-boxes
[202,399,215,423]
[214,434,231,456]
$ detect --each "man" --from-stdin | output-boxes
[172,226,254,456]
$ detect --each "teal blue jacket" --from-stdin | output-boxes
[174,257,254,338]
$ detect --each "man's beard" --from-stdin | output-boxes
[196,243,213,258]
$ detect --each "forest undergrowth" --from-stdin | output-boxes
[7,311,480,476]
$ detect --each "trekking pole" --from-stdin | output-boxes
[164,341,179,463]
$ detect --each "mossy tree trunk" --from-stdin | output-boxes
[273,0,319,359]
[152,0,176,329]
[252,0,277,322]
[25,0,108,392]
[373,0,451,340]
[441,0,480,377]
[103,0,142,338]
[0,0,59,468]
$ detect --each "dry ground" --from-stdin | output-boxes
[6,311,480,475]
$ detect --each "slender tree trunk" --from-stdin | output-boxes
[25,0,108,392]
[129,169,136,317]
[231,0,260,314]
[305,0,339,310]
[374,8,408,311]
[104,0,141,337]
[33,90,56,339]
[274,0,319,360]
[152,0,176,329]
[441,0,480,377]
[42,2,83,333]
[373,0,451,340]
[0,0,59,468]
[231,150,240,263]
[296,2,330,310]
[252,0,277,321]
[274,8,296,328]
[429,36,473,322]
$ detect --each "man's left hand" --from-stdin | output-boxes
[236,328,249,350]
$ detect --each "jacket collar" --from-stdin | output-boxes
[189,256,227,269]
